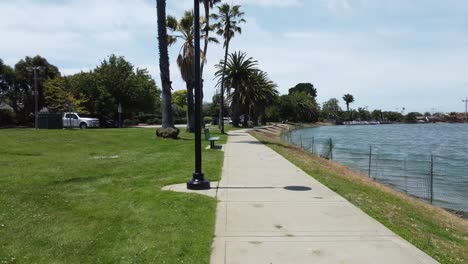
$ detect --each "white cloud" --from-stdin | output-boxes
[1,0,467,112]
[242,0,302,7]
[173,0,302,12]
[0,0,157,77]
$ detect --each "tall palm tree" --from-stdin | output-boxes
[200,0,221,78]
[343,93,354,111]
[248,70,279,125]
[211,3,245,133]
[215,51,256,127]
[167,11,216,132]
[156,0,175,131]
[199,0,220,126]
[215,52,277,127]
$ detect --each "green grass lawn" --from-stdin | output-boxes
[0,127,227,264]
[251,129,468,264]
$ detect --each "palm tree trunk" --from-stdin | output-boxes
[156,0,174,128]
[200,2,210,129]
[218,40,230,133]
[200,2,210,79]
[346,103,349,112]
[243,105,249,127]
[186,81,195,132]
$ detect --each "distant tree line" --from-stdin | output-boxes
[0,55,161,126]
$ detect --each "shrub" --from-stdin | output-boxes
[174,117,187,124]
[156,127,179,139]
[203,116,213,124]
[147,118,161,125]
[123,119,139,127]
[0,109,16,126]
[137,114,161,124]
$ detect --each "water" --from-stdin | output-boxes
[288,123,468,212]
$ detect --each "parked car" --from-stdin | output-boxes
[223,117,233,124]
[62,112,100,129]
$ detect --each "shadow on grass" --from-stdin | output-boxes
[208,145,223,150]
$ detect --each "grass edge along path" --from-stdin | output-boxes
[250,126,468,264]
[0,126,229,264]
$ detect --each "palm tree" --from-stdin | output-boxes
[167,11,216,132]
[343,93,354,111]
[215,51,278,127]
[215,51,256,127]
[200,0,221,78]
[211,3,245,133]
[248,71,279,125]
[199,0,220,126]
[156,0,175,132]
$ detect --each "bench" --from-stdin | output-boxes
[204,128,220,149]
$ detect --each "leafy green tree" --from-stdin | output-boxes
[94,55,133,111]
[67,71,113,116]
[0,59,16,104]
[383,111,403,122]
[131,68,161,113]
[156,0,176,136]
[1,56,61,125]
[211,3,245,132]
[67,56,160,119]
[322,98,341,120]
[278,92,319,123]
[43,77,87,113]
[204,93,228,122]
[357,107,371,121]
[289,83,317,98]
[404,112,422,123]
[172,90,187,110]
[342,93,354,111]
[371,109,383,121]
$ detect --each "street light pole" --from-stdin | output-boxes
[187,0,210,190]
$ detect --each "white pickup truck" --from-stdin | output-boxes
[62,112,100,129]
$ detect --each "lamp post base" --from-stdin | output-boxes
[187,173,210,190]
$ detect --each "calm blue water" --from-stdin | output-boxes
[288,123,468,212]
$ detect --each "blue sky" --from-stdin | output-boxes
[1,0,467,113]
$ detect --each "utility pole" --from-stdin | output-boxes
[463,97,468,122]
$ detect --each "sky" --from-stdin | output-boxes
[1,0,467,113]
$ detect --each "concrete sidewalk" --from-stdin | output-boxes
[210,130,438,264]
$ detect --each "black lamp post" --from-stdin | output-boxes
[187,0,210,190]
